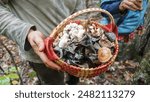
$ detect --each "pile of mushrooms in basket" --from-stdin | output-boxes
[53,19,116,68]
[44,8,119,78]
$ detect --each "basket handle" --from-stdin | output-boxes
[50,8,117,39]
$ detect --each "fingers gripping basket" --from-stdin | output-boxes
[44,8,119,78]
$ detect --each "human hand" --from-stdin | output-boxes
[135,27,145,35]
[119,0,143,11]
[27,30,61,70]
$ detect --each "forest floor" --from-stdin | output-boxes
[0,0,149,85]
[0,35,143,85]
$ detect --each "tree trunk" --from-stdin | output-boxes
[132,4,150,85]
[137,4,150,56]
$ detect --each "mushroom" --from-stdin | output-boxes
[98,47,112,63]
[99,39,114,48]
[58,33,69,48]
[105,32,116,42]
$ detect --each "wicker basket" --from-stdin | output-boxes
[44,8,119,78]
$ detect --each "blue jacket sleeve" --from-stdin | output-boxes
[101,0,122,15]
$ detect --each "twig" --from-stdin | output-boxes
[0,66,6,75]
[85,0,89,8]
[0,40,23,85]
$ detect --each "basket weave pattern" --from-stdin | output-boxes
[44,8,119,78]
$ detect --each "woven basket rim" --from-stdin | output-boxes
[50,20,119,69]
[45,8,119,78]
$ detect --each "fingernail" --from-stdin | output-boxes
[38,47,41,50]
[39,46,43,51]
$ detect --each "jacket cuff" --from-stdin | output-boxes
[24,25,36,51]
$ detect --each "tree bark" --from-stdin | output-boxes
[137,4,150,56]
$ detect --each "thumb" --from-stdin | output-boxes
[35,36,45,52]
[38,41,45,52]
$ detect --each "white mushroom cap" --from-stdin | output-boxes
[58,23,85,48]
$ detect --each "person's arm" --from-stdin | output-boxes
[0,3,61,70]
[101,0,143,15]
[101,1,122,15]
[0,3,35,51]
